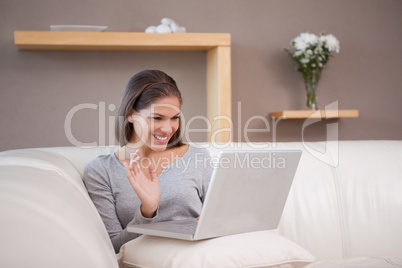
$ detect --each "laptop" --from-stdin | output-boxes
[128,150,302,241]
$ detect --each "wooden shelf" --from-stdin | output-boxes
[269,110,359,119]
[14,31,230,51]
[14,31,232,142]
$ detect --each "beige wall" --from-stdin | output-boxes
[1,0,401,151]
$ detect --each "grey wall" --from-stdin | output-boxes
[1,0,401,151]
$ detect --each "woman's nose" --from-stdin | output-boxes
[160,120,173,133]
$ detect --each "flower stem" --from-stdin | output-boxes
[304,70,319,109]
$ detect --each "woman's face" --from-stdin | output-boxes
[128,96,181,152]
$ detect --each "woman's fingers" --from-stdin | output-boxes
[129,150,140,168]
[128,150,142,177]
[132,158,140,176]
[126,151,159,188]
[124,162,136,186]
[148,162,158,182]
[125,151,140,183]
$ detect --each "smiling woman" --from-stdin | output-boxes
[129,96,182,150]
[82,70,213,253]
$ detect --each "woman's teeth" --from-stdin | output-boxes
[153,134,168,141]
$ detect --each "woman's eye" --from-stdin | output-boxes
[151,116,179,121]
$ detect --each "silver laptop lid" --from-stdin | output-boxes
[194,150,301,240]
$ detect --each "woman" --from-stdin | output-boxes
[83,70,213,253]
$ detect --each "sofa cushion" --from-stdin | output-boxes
[118,230,316,268]
[330,140,402,257]
[303,256,402,268]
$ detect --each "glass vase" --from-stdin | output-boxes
[306,90,317,110]
[304,76,318,110]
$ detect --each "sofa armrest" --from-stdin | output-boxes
[0,165,118,268]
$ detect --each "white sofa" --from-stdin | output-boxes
[0,140,401,268]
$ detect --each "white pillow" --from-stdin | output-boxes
[118,230,316,268]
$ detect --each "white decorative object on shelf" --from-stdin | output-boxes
[155,24,172,34]
[50,25,107,32]
[145,18,186,34]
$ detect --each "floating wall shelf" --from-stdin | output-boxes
[14,31,230,51]
[269,110,359,119]
[14,31,232,142]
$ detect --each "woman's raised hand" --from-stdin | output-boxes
[124,150,161,218]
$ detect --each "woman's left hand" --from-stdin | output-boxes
[124,151,161,218]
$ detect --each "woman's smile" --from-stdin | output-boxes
[153,133,170,143]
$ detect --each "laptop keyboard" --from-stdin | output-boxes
[166,222,197,232]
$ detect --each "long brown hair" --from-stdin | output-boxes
[115,70,184,147]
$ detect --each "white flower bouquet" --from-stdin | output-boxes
[284,32,340,109]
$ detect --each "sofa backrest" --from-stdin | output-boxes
[1,140,401,261]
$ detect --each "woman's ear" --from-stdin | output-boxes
[127,115,133,123]
[127,109,135,123]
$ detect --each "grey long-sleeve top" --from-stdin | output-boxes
[83,145,213,253]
